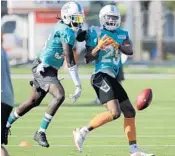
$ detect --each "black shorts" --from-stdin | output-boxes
[30,59,59,92]
[116,65,124,82]
[91,72,128,104]
[1,103,13,144]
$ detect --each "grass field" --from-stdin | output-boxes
[7,78,175,156]
[11,65,175,74]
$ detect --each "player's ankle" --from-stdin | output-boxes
[130,143,139,153]
[6,122,11,128]
[80,126,89,136]
[38,128,46,133]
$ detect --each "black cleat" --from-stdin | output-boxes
[34,131,50,148]
[4,127,11,145]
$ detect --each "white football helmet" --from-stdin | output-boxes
[61,2,85,31]
[99,5,121,31]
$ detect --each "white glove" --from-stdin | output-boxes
[69,85,82,104]
[36,63,44,73]
[68,65,82,103]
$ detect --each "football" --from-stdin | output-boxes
[136,88,153,111]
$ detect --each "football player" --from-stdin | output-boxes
[6,2,85,148]
[73,5,155,156]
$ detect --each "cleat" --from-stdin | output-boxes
[34,131,50,148]
[130,152,155,156]
[73,128,88,152]
[4,127,11,145]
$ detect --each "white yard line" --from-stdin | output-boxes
[12,126,175,130]
[11,119,173,122]
[7,144,175,147]
[11,74,175,79]
[9,135,175,138]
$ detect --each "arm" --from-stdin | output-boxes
[118,36,133,55]
[62,42,81,88]
[84,46,99,64]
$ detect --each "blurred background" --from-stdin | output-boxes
[1,0,175,66]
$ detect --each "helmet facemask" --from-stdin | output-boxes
[101,14,121,31]
[70,14,84,31]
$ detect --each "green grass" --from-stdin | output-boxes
[11,65,175,74]
[7,78,175,156]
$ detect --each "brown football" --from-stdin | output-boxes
[136,88,153,111]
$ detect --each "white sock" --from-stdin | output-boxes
[130,144,139,153]
[38,128,46,133]
[14,110,20,118]
[6,122,11,128]
[6,110,20,128]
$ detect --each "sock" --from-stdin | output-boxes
[88,112,113,129]
[130,144,139,153]
[79,126,89,137]
[38,113,53,133]
[124,117,137,145]
[6,110,20,128]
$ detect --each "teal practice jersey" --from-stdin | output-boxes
[37,21,76,69]
[94,28,129,77]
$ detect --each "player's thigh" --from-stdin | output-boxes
[113,83,135,117]
[1,103,12,144]
[48,81,65,99]
[91,72,116,104]
[32,60,59,93]
[113,80,129,104]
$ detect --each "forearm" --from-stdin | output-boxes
[62,42,81,87]
[68,65,81,87]
[119,45,133,55]
[84,46,98,64]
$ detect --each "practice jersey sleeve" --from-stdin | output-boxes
[86,27,98,48]
[60,28,75,46]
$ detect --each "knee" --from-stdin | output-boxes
[30,91,46,107]
[31,97,41,107]
[54,92,65,104]
[123,106,136,118]
[111,109,121,120]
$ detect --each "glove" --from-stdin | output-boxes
[36,63,44,73]
[69,85,82,103]
[97,35,120,50]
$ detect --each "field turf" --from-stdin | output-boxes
[7,78,175,156]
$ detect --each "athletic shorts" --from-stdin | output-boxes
[116,65,124,82]
[30,59,59,92]
[1,103,13,144]
[91,72,128,104]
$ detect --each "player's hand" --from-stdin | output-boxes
[36,64,44,73]
[69,85,82,103]
[97,35,120,50]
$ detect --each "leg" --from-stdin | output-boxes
[1,103,12,145]
[119,94,155,155]
[6,87,47,128]
[1,146,9,156]
[34,82,65,147]
[120,99,137,152]
[73,73,121,152]
[88,99,121,131]
[112,80,138,154]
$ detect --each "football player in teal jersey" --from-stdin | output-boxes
[6,2,86,148]
[73,5,154,156]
